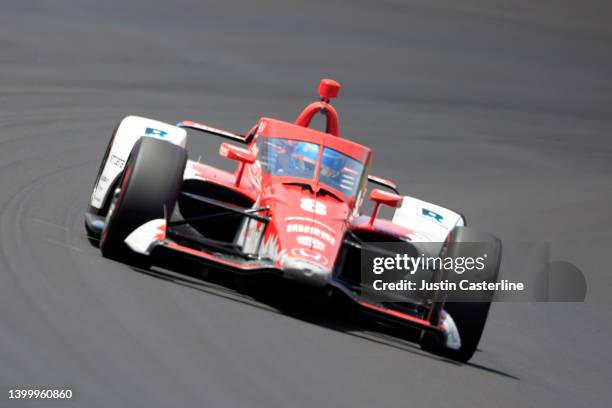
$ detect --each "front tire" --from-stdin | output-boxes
[100,137,187,258]
[421,227,502,362]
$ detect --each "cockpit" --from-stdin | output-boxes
[256,136,366,199]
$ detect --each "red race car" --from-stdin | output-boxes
[85,79,501,362]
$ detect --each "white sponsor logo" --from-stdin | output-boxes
[286,223,336,245]
[296,235,326,251]
[290,247,328,266]
[109,154,126,169]
[284,216,335,233]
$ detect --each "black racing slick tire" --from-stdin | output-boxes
[100,137,187,258]
[421,227,502,363]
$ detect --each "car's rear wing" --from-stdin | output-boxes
[177,120,254,144]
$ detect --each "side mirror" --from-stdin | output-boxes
[367,175,399,194]
[368,188,403,226]
[219,143,256,186]
[219,143,256,164]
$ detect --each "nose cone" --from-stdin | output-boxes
[281,254,332,286]
[261,183,350,286]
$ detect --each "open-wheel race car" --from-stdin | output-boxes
[85,79,502,362]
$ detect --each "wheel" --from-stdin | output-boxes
[420,226,502,362]
[100,137,187,259]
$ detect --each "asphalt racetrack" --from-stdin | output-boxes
[1,1,611,406]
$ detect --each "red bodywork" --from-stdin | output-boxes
[182,117,372,280]
[162,80,443,338]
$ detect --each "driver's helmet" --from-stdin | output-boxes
[320,148,345,179]
[289,142,319,175]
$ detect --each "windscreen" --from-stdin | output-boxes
[258,138,320,179]
[257,137,365,198]
[318,147,364,198]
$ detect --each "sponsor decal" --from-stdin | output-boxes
[422,208,444,223]
[286,223,336,245]
[145,127,168,138]
[290,247,328,266]
[284,216,335,233]
[109,154,125,169]
[296,235,326,251]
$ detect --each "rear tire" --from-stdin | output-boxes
[100,137,187,259]
[420,227,502,362]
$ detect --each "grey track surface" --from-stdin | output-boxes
[1,1,611,407]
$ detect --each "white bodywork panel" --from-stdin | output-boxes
[124,218,167,255]
[392,195,465,242]
[90,116,187,209]
[440,310,461,350]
